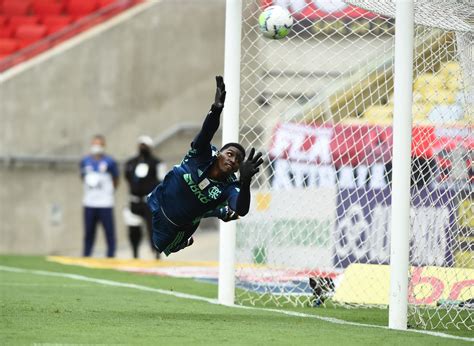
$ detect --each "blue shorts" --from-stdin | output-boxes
[146,190,198,256]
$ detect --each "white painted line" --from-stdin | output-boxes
[0,265,218,304]
[1,265,472,343]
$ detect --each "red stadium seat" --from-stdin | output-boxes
[16,24,47,48]
[46,23,67,33]
[99,0,116,8]
[33,0,65,4]
[0,0,140,71]
[42,14,72,33]
[1,1,33,16]
[9,15,39,31]
[0,15,8,26]
[0,38,19,53]
[67,0,98,19]
[33,2,64,16]
[16,24,47,39]
[42,15,72,26]
[0,25,13,37]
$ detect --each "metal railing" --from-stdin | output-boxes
[0,122,264,168]
[0,122,201,168]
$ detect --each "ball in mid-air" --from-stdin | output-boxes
[258,6,293,39]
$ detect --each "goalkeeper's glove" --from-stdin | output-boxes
[219,206,239,222]
[213,76,226,109]
[239,148,264,184]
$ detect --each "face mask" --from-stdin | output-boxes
[139,147,151,156]
[90,145,105,155]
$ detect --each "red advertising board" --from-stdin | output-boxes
[269,122,472,182]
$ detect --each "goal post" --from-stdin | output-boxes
[389,0,414,331]
[220,0,473,331]
[219,0,243,306]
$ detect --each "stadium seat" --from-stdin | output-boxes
[439,62,461,91]
[0,0,139,71]
[0,25,13,38]
[42,15,73,34]
[15,24,47,49]
[67,0,98,19]
[0,38,19,53]
[99,0,117,7]
[33,1,64,17]
[414,73,443,92]
[440,61,460,77]
[16,24,47,40]
[364,105,393,124]
[444,77,460,91]
[0,15,8,26]
[421,88,456,105]
[42,15,73,26]
[1,1,33,16]
[9,15,39,31]
[412,102,433,123]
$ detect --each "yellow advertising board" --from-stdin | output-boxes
[333,263,474,306]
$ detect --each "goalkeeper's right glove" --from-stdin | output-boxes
[219,206,239,222]
[213,76,226,109]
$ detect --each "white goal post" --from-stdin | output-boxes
[220,0,473,331]
[389,0,414,330]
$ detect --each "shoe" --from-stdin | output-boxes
[170,236,194,254]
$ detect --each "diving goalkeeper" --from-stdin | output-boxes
[146,76,263,256]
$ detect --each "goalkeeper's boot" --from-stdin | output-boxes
[183,237,194,249]
[171,237,194,253]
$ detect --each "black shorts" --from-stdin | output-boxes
[147,194,198,256]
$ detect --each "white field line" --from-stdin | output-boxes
[0,265,472,343]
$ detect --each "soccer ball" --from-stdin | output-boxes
[258,6,293,39]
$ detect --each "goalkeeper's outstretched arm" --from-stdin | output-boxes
[191,76,227,152]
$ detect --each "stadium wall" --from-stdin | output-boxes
[0,0,225,255]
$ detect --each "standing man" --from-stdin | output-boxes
[146,76,263,256]
[124,135,166,259]
[80,134,119,257]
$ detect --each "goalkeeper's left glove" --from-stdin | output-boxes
[219,206,239,222]
[239,147,263,185]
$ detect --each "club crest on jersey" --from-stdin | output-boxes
[208,186,222,200]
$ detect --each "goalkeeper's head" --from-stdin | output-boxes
[216,142,246,175]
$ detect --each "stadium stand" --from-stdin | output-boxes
[0,0,141,72]
[363,61,464,125]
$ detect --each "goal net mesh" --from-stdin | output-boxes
[234,0,473,330]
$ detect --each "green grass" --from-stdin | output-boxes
[0,255,472,345]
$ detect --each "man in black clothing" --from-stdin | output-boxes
[124,135,166,258]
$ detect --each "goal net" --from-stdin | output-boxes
[234,0,473,330]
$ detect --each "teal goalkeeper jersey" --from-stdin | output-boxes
[147,105,241,226]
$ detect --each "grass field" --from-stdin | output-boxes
[1,255,472,345]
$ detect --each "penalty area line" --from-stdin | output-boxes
[0,265,472,343]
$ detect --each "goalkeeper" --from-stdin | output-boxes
[146,76,263,256]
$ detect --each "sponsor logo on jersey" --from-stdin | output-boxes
[183,174,211,204]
